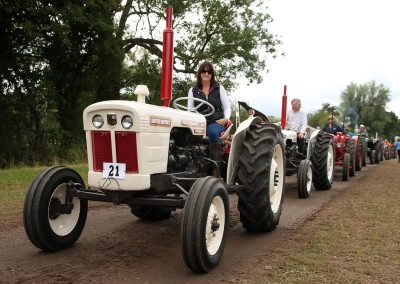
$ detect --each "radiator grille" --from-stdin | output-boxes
[91,131,138,173]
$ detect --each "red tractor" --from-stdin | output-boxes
[331,132,356,181]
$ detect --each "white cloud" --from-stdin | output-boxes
[232,0,400,117]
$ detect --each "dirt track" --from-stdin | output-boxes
[0,164,377,283]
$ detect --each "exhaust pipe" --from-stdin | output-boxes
[160,7,174,107]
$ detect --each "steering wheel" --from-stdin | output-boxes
[173,97,215,117]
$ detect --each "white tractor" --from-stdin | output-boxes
[280,86,335,198]
[23,8,286,273]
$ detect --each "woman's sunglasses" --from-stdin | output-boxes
[200,70,212,74]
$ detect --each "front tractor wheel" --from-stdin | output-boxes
[297,159,313,198]
[237,123,285,232]
[181,176,229,273]
[23,166,88,251]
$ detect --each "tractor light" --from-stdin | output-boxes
[92,115,104,129]
[121,115,133,129]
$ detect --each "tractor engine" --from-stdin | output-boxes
[167,141,209,174]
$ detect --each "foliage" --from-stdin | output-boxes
[339,81,393,137]
[307,103,340,129]
[119,0,282,90]
[0,0,121,166]
[1,0,283,167]
[309,81,399,139]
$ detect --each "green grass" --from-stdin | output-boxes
[0,164,88,219]
[262,161,400,283]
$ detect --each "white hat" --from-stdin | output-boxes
[360,124,365,127]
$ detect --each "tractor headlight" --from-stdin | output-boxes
[121,115,133,129]
[92,115,104,129]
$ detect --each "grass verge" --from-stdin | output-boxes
[0,164,87,223]
[261,160,400,283]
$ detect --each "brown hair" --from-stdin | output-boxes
[196,61,216,88]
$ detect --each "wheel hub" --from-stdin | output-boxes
[210,214,220,233]
[49,198,62,220]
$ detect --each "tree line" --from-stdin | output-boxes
[307,81,400,140]
[1,1,398,168]
[0,0,280,167]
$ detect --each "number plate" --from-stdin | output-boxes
[102,163,126,179]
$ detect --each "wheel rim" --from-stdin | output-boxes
[326,145,334,181]
[48,183,81,236]
[306,164,312,193]
[269,144,284,213]
[205,195,225,255]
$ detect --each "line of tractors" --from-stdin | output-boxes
[21,8,399,273]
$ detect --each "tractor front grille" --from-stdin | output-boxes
[91,131,138,173]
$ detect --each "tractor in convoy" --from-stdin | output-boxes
[23,8,286,273]
[331,132,355,181]
[280,86,335,198]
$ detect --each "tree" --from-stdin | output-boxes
[308,103,340,129]
[118,0,282,91]
[340,81,390,136]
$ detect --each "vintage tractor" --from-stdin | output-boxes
[280,86,335,198]
[23,8,286,273]
[365,136,383,164]
[331,132,355,181]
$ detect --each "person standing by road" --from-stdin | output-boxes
[395,137,400,163]
[287,98,308,153]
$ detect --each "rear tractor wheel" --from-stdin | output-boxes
[237,123,285,232]
[311,132,335,190]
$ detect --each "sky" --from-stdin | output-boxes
[232,0,400,118]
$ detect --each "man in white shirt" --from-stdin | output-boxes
[287,98,308,153]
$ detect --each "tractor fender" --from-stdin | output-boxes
[306,129,322,159]
[226,116,263,185]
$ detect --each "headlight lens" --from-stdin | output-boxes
[121,115,133,129]
[92,115,104,129]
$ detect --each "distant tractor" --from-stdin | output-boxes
[331,132,355,181]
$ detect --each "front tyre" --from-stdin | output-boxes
[237,123,285,232]
[23,166,88,251]
[181,176,229,273]
[297,159,312,199]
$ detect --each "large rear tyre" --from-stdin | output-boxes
[297,159,312,199]
[342,153,350,181]
[237,123,285,232]
[311,132,335,190]
[23,166,88,251]
[181,176,229,273]
[346,139,356,177]
[129,205,172,222]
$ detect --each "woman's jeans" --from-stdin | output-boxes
[207,122,225,144]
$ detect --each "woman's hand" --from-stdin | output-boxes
[216,118,228,126]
